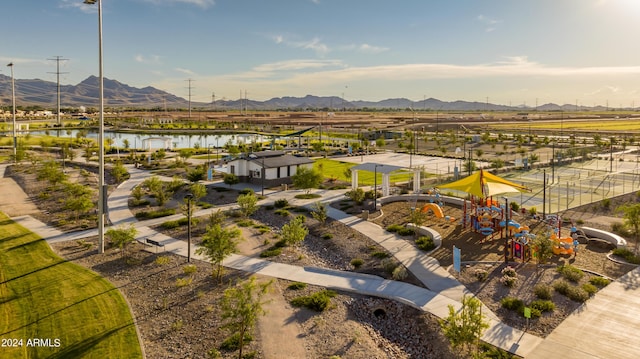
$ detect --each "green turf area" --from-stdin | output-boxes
[314,158,414,185]
[0,212,142,358]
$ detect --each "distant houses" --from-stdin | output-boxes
[226,150,313,187]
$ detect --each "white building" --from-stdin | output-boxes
[226,150,314,187]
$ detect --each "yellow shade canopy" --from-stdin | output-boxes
[437,170,529,198]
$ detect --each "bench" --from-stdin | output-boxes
[138,237,166,253]
[580,227,627,249]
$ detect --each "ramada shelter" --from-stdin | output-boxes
[226,150,314,187]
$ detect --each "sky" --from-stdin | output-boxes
[3,0,640,107]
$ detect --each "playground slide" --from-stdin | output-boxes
[421,203,444,218]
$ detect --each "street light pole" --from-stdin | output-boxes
[84,0,106,254]
[6,63,16,162]
[261,154,265,197]
[504,197,509,264]
[185,194,193,263]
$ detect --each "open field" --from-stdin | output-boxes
[0,212,142,358]
[313,158,415,185]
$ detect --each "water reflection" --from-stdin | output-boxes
[29,129,266,149]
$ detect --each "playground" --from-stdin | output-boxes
[370,196,636,337]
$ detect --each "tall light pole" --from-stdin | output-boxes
[84,0,105,254]
[185,194,193,263]
[503,197,509,264]
[6,63,16,162]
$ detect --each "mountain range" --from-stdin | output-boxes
[0,74,616,112]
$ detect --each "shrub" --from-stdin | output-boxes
[416,236,435,251]
[501,297,524,311]
[612,248,640,264]
[287,282,307,290]
[290,290,337,312]
[611,222,629,236]
[274,198,289,208]
[589,276,611,287]
[274,209,290,217]
[582,283,598,296]
[160,220,180,229]
[533,284,553,300]
[566,286,589,302]
[350,258,364,268]
[530,299,555,312]
[260,247,282,257]
[601,198,611,208]
[321,233,333,240]
[239,188,254,195]
[392,266,408,280]
[295,214,306,223]
[154,256,171,265]
[177,217,199,226]
[183,264,197,275]
[235,219,254,227]
[386,224,404,233]
[501,266,517,277]
[500,275,517,287]
[380,258,397,274]
[397,227,416,236]
[175,277,193,287]
[552,280,571,295]
[135,208,176,220]
[371,251,389,259]
[474,268,489,282]
[294,193,321,199]
[220,332,253,351]
[557,264,584,282]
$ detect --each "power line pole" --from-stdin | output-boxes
[186,78,194,118]
[47,56,68,126]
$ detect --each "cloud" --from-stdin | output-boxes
[175,67,196,76]
[134,54,162,65]
[252,59,344,72]
[477,14,501,32]
[310,0,320,4]
[357,43,389,54]
[271,35,331,56]
[142,0,215,9]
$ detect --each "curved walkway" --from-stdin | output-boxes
[5,161,640,358]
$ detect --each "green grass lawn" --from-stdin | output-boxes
[314,158,414,186]
[0,212,142,358]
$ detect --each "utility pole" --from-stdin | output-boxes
[186,78,194,118]
[47,56,68,126]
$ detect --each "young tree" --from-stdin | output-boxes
[440,295,489,357]
[237,192,258,217]
[208,209,227,227]
[111,161,129,183]
[408,208,428,238]
[618,203,640,252]
[292,166,322,194]
[37,160,67,188]
[532,234,554,265]
[223,173,239,187]
[190,182,207,203]
[64,195,94,221]
[310,201,328,226]
[196,223,241,282]
[106,225,138,258]
[221,276,272,359]
[186,165,206,182]
[281,216,309,246]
